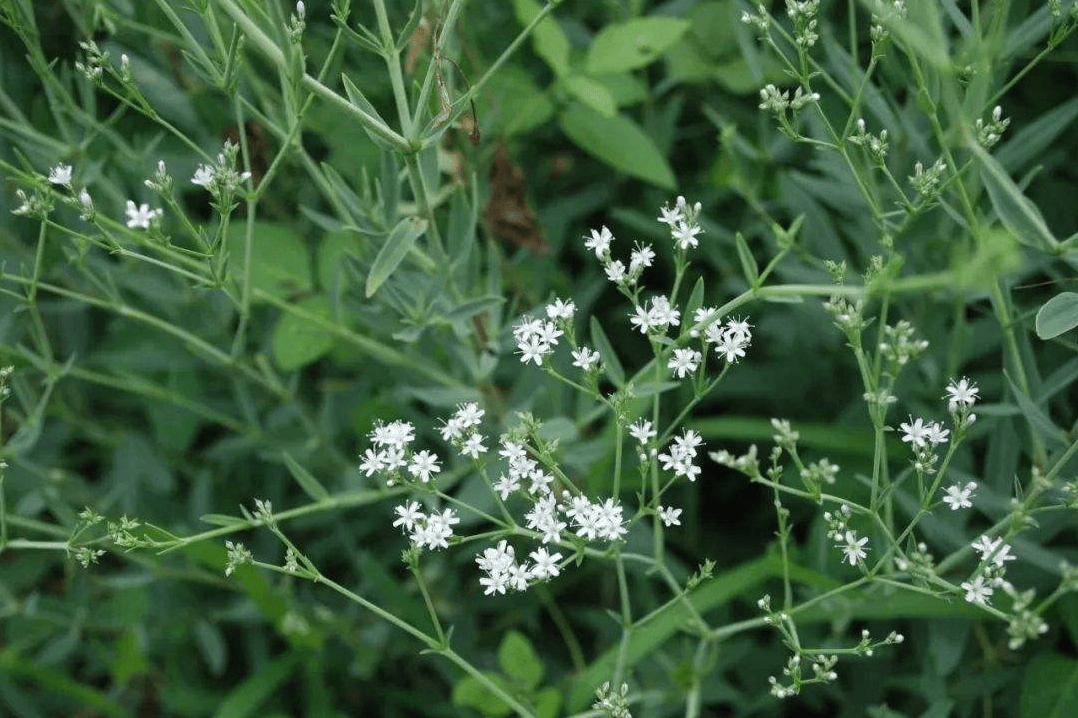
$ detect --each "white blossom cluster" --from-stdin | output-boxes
[475,540,562,595]
[960,534,1017,606]
[438,402,488,459]
[359,419,441,485]
[191,139,252,200]
[392,501,459,551]
[688,309,753,363]
[899,376,979,481]
[656,429,704,482]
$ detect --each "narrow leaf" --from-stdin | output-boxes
[200,513,248,527]
[283,452,331,502]
[972,143,1058,251]
[365,216,428,297]
[589,316,625,386]
[341,74,395,150]
[734,232,759,285]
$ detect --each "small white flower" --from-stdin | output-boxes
[945,377,979,411]
[629,242,655,272]
[359,448,384,476]
[668,348,702,379]
[690,307,718,337]
[629,304,654,334]
[837,530,868,566]
[942,481,976,510]
[192,164,215,187]
[518,335,549,365]
[605,259,627,283]
[407,449,441,483]
[392,501,423,531]
[546,298,576,320]
[493,473,520,500]
[657,201,682,227]
[584,225,614,257]
[961,575,992,604]
[672,220,702,250]
[461,433,487,458]
[657,505,682,527]
[124,200,160,229]
[48,164,73,186]
[571,347,601,371]
[78,188,93,208]
[899,416,929,447]
[628,419,656,445]
[529,547,562,579]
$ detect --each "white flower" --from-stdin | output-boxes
[546,298,576,320]
[629,242,655,272]
[668,348,702,379]
[648,295,680,330]
[924,422,950,446]
[942,481,976,510]
[124,200,161,229]
[392,501,423,531]
[657,200,682,227]
[454,402,484,428]
[529,547,562,579]
[629,304,654,334]
[371,420,415,448]
[961,575,992,604]
[359,448,384,476]
[899,416,929,447]
[689,307,718,337]
[584,225,614,257]
[657,505,682,526]
[480,571,508,595]
[628,419,656,444]
[78,188,93,208]
[945,377,979,411]
[571,347,600,371]
[672,220,702,250]
[462,433,487,458]
[191,164,215,187]
[605,259,627,283]
[48,164,73,185]
[493,473,520,500]
[407,449,441,483]
[518,335,549,365]
[972,535,1015,567]
[724,317,753,344]
[837,530,868,566]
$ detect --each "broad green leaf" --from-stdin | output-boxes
[585,17,690,75]
[972,143,1058,251]
[560,104,676,189]
[451,672,512,716]
[591,73,649,106]
[365,216,428,297]
[562,75,617,118]
[283,452,331,501]
[513,0,570,76]
[272,295,336,370]
[487,66,555,136]
[589,315,625,386]
[1020,653,1078,718]
[214,652,299,718]
[534,687,561,718]
[498,631,543,690]
[317,230,357,291]
[226,222,311,302]
[1035,292,1078,339]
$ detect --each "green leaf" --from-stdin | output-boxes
[283,452,331,502]
[560,104,676,189]
[340,73,396,151]
[734,232,758,285]
[214,652,299,718]
[365,216,428,297]
[589,316,624,386]
[562,75,617,118]
[444,295,505,325]
[513,0,570,76]
[451,672,512,716]
[585,17,690,75]
[1035,292,1078,340]
[395,0,424,52]
[194,621,227,676]
[534,687,561,718]
[272,295,336,370]
[971,143,1058,251]
[1020,653,1078,718]
[1004,371,1067,449]
[111,630,148,687]
[226,222,312,302]
[498,631,544,690]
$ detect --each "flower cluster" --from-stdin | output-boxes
[392,502,459,551]
[513,316,563,365]
[359,419,442,485]
[191,139,252,204]
[475,540,562,595]
[960,534,1017,605]
[439,402,488,459]
[657,429,704,482]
